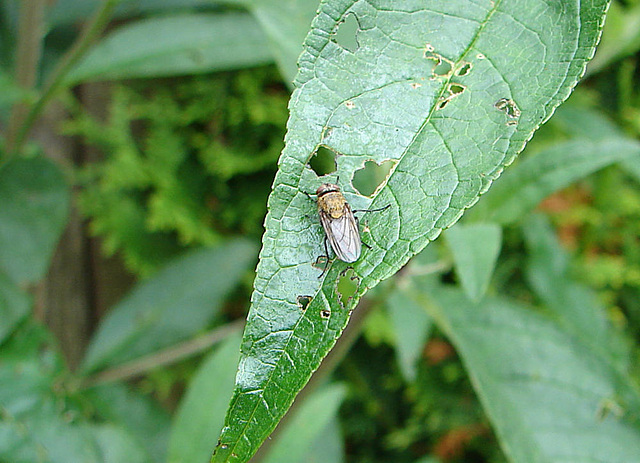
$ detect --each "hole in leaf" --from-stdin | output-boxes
[335,13,359,52]
[336,268,359,307]
[313,255,330,270]
[352,159,394,197]
[455,62,472,76]
[436,98,450,110]
[425,51,453,77]
[494,98,521,118]
[309,146,337,177]
[449,83,465,95]
[320,308,331,318]
[297,295,312,311]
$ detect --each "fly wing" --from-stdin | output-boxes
[319,204,361,263]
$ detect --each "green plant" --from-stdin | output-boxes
[2,1,640,463]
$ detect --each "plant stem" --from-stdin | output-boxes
[80,319,245,389]
[5,0,47,154]
[10,0,120,157]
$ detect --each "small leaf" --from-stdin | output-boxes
[260,383,347,463]
[387,288,431,382]
[213,2,610,461]
[168,333,242,463]
[81,239,257,373]
[66,13,273,84]
[445,223,502,301]
[431,288,640,463]
[0,156,70,284]
[469,138,640,225]
[0,271,31,343]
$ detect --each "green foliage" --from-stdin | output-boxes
[66,68,288,275]
[5,1,640,463]
[213,1,611,461]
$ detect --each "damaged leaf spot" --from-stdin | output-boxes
[494,97,521,122]
[411,82,422,89]
[353,159,395,197]
[436,83,466,111]
[297,295,312,311]
[313,255,330,270]
[321,308,331,318]
[455,62,472,76]
[345,100,356,109]
[309,145,338,177]
[424,48,454,78]
[476,52,486,59]
[335,13,359,52]
[336,268,360,307]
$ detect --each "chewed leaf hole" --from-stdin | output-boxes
[320,308,331,319]
[436,98,449,110]
[297,295,312,311]
[494,98,521,119]
[425,50,453,77]
[336,268,359,307]
[455,62,472,76]
[335,13,359,52]
[449,84,465,95]
[353,159,395,197]
[309,146,337,177]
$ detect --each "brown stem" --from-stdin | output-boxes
[80,319,245,389]
[5,0,47,153]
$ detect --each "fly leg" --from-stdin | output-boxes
[319,236,331,278]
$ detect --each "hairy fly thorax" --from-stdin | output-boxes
[316,183,348,219]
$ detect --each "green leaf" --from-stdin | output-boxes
[66,13,273,84]
[0,156,70,284]
[445,223,502,301]
[260,383,346,463]
[81,239,257,373]
[587,1,640,75]
[0,271,31,343]
[0,323,102,463]
[213,1,609,461]
[522,214,630,370]
[386,288,431,382]
[468,138,640,225]
[430,288,640,463]
[241,0,320,83]
[90,425,149,463]
[168,333,242,463]
[82,382,171,463]
[306,417,344,463]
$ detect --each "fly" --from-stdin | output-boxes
[314,182,389,276]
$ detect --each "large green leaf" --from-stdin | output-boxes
[260,383,346,463]
[0,156,70,284]
[168,333,242,463]
[66,13,273,84]
[430,288,640,463]
[81,240,257,374]
[213,1,609,461]
[523,214,630,370]
[235,0,320,83]
[468,138,640,225]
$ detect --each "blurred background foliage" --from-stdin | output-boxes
[1,1,640,463]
